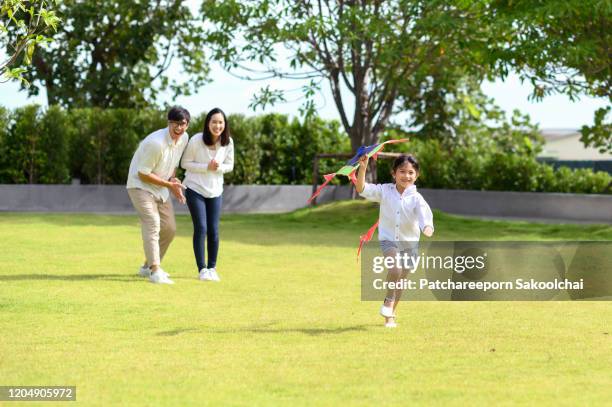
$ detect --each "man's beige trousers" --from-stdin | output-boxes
[127,188,176,267]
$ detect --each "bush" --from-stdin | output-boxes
[0,106,11,182]
[225,114,263,185]
[557,167,611,194]
[376,126,611,194]
[68,108,167,184]
[281,115,350,185]
[482,153,540,192]
[0,104,608,194]
[0,105,71,184]
[226,113,350,185]
[38,105,71,184]
[0,105,41,183]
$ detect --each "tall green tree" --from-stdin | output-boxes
[202,0,495,153]
[204,0,611,154]
[0,0,60,84]
[16,0,208,108]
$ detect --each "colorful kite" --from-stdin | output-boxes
[307,138,409,258]
[307,138,409,203]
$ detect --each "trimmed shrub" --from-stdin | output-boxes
[376,130,611,194]
[0,104,608,193]
[0,105,70,184]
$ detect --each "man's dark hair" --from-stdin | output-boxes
[167,106,191,123]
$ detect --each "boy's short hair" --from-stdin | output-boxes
[167,106,191,123]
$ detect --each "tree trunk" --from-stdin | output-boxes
[32,54,57,106]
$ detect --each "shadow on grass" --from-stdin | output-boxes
[229,324,377,336]
[0,274,141,282]
[158,328,201,336]
[157,323,379,337]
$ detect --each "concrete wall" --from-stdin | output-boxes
[418,189,612,223]
[0,184,351,214]
[0,184,610,223]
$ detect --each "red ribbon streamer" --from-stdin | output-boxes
[357,220,379,260]
[307,173,336,203]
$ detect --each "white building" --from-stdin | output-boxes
[539,129,611,161]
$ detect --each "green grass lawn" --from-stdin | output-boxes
[1,201,611,406]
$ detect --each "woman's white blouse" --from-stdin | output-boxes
[360,183,434,242]
[181,133,234,198]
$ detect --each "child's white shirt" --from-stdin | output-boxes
[359,183,434,242]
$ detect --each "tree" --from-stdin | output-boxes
[491,0,612,153]
[202,0,496,154]
[580,106,611,154]
[0,0,60,84]
[15,0,209,108]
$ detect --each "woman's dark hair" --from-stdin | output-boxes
[202,108,230,147]
[167,106,190,123]
[392,154,419,173]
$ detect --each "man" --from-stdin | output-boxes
[126,106,190,284]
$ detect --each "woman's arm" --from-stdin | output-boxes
[218,140,234,174]
[180,138,209,173]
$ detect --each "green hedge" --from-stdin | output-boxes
[0,106,350,185]
[0,105,70,184]
[376,129,611,194]
[0,105,609,194]
[223,113,350,185]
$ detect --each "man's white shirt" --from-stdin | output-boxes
[126,127,188,202]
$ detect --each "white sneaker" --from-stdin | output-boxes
[139,265,150,277]
[199,269,212,281]
[385,320,398,328]
[380,304,395,318]
[208,268,220,282]
[139,266,169,278]
[149,269,174,284]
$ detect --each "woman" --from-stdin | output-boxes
[181,108,234,281]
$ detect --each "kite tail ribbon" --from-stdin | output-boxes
[357,220,379,260]
[307,173,336,203]
[348,169,358,185]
